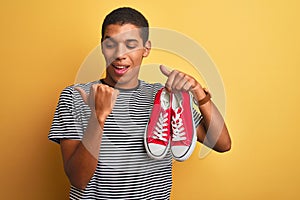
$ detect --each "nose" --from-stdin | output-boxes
[115,44,127,60]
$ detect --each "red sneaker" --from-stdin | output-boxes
[171,91,197,161]
[144,88,172,159]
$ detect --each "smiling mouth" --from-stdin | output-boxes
[112,64,129,69]
[111,63,130,75]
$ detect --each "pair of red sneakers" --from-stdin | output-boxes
[144,88,197,161]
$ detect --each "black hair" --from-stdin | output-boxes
[101,7,149,44]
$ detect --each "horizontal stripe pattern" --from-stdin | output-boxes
[49,80,202,199]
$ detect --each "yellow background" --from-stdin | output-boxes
[1,0,299,199]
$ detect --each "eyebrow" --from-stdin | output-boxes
[103,36,139,43]
[103,36,114,42]
[103,36,112,40]
[126,39,139,43]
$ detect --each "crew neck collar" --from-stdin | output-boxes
[99,79,141,91]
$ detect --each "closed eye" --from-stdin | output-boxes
[102,38,117,49]
[126,40,139,49]
[104,42,116,49]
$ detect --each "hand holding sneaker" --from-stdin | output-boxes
[159,64,231,156]
[159,65,207,101]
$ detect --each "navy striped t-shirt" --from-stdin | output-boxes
[49,80,202,200]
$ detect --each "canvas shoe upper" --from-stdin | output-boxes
[171,91,197,161]
[144,88,172,159]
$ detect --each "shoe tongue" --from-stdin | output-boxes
[161,90,170,110]
[173,92,183,109]
[162,99,169,110]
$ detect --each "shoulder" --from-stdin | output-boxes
[60,80,99,97]
[57,80,99,106]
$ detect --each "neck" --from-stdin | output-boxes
[101,77,139,90]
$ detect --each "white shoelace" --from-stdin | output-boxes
[152,112,169,142]
[172,107,186,141]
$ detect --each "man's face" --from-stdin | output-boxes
[101,23,150,89]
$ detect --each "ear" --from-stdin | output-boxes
[100,39,104,55]
[143,40,151,57]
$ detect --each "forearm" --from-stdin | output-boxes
[63,114,104,189]
[198,100,231,152]
[192,86,231,152]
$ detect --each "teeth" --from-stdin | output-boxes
[114,65,127,69]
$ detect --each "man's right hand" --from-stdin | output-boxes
[75,84,119,124]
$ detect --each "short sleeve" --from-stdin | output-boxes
[48,86,87,144]
[192,107,203,128]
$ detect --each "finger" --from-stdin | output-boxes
[74,87,89,105]
[172,72,186,90]
[91,84,101,97]
[114,89,120,97]
[182,80,192,91]
[112,89,119,102]
[164,70,178,92]
[159,65,171,77]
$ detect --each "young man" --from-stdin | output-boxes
[49,7,231,199]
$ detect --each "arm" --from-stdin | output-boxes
[193,86,231,152]
[60,84,118,189]
[160,65,231,152]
